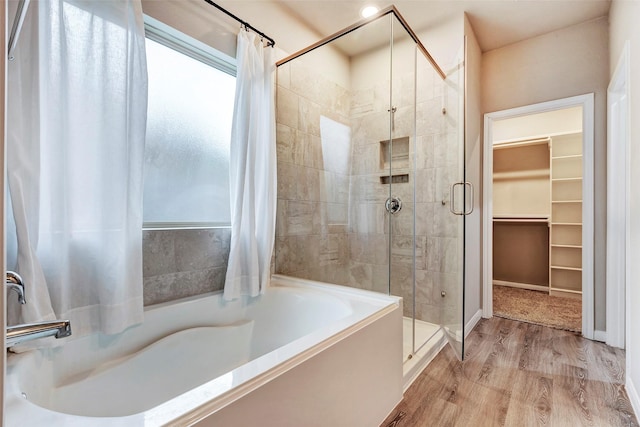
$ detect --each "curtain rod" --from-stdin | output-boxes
[8,0,31,60]
[202,0,275,47]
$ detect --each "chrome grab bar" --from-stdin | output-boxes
[6,320,72,347]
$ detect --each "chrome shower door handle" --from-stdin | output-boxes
[449,182,474,216]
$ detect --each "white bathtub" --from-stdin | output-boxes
[5,275,403,426]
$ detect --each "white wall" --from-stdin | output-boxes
[609,0,640,416]
[482,17,609,331]
[464,14,483,328]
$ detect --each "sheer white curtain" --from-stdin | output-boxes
[7,0,148,337]
[224,32,276,300]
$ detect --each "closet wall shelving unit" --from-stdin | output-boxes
[549,133,583,298]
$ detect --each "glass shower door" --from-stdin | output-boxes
[412,35,467,360]
[438,43,466,359]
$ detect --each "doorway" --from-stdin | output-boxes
[483,94,595,338]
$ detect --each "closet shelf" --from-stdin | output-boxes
[551,222,581,226]
[552,200,582,204]
[551,244,582,249]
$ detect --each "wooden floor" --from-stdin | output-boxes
[383,317,639,427]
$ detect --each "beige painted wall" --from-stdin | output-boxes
[419,16,465,73]
[493,106,582,142]
[482,17,609,330]
[464,14,483,326]
[609,0,640,414]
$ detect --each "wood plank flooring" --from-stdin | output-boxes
[382,317,639,427]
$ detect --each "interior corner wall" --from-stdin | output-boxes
[463,14,483,325]
[481,17,609,331]
[609,0,640,417]
[213,0,352,88]
[418,16,464,73]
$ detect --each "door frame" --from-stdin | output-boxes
[482,94,595,339]
[606,41,630,349]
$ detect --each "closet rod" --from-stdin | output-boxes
[7,0,31,60]
[202,0,275,47]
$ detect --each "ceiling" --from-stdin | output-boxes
[271,0,611,52]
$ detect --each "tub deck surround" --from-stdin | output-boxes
[5,275,403,426]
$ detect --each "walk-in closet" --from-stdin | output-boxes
[493,131,583,297]
[490,106,584,332]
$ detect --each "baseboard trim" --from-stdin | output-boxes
[627,376,640,422]
[465,309,483,338]
[493,280,549,293]
[593,330,607,342]
[549,288,583,300]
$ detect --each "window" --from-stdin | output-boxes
[143,18,236,227]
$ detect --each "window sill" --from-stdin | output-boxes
[143,223,231,231]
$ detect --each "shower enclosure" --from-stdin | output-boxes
[274,7,468,371]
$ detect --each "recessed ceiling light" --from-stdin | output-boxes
[361,5,379,18]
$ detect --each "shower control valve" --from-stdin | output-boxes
[385,197,402,214]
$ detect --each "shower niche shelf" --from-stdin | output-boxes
[380,174,409,184]
[380,137,410,170]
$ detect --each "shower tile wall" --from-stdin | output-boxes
[275,62,352,285]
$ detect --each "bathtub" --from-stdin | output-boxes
[5,275,403,426]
